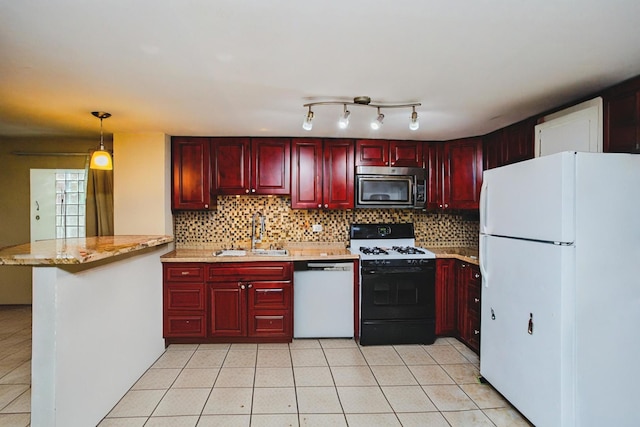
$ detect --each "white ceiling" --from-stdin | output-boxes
[1,0,640,141]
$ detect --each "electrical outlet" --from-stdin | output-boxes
[312,224,323,232]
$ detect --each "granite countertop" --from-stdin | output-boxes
[0,235,174,266]
[162,243,478,264]
[427,246,479,265]
[161,242,358,263]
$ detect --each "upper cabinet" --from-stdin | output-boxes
[355,140,423,167]
[171,137,214,211]
[604,77,640,153]
[483,118,535,170]
[291,138,355,209]
[426,138,483,211]
[213,137,291,195]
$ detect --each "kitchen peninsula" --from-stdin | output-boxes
[0,235,173,427]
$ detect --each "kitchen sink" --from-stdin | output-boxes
[250,248,289,256]
[213,249,289,257]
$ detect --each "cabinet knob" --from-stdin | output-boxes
[245,189,249,194]
[474,273,480,278]
[247,284,253,289]
[439,204,443,208]
[318,204,322,208]
[251,188,256,193]
[204,204,208,208]
[474,297,480,303]
[324,204,328,208]
[474,329,480,335]
[390,161,395,165]
[240,284,246,290]
[444,203,449,208]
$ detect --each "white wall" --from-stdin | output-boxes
[31,246,168,426]
[113,132,173,236]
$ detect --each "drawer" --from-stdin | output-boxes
[249,282,291,310]
[164,314,206,337]
[164,264,205,282]
[207,262,292,282]
[165,283,205,311]
[248,313,289,336]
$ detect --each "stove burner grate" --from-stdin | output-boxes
[360,246,389,255]
[391,246,426,255]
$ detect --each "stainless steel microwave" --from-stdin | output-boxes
[355,166,427,209]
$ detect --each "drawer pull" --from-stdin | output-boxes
[181,271,190,275]
[474,298,480,303]
[474,273,480,278]
[474,329,479,335]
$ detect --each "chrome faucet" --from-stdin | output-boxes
[251,211,265,251]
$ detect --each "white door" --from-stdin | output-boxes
[30,169,57,242]
[480,234,576,427]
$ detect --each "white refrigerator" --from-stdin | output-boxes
[479,151,640,427]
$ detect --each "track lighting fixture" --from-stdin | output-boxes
[303,96,421,131]
[302,107,314,131]
[89,111,113,170]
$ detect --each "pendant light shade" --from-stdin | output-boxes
[90,111,113,170]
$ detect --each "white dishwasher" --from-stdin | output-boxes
[293,261,354,338]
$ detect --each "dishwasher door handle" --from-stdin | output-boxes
[306,262,353,271]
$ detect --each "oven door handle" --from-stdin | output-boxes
[361,267,431,275]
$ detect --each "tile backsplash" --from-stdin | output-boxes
[174,196,479,249]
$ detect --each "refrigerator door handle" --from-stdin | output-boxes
[528,313,534,335]
[479,234,488,285]
[479,179,488,233]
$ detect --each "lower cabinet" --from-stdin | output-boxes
[456,261,481,353]
[434,258,482,354]
[163,263,207,338]
[163,261,293,343]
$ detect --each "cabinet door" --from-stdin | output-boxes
[247,281,292,338]
[389,140,423,167]
[209,282,246,337]
[435,259,457,336]
[444,138,483,210]
[503,119,535,165]
[251,138,290,195]
[424,142,443,210]
[212,137,251,194]
[456,261,471,343]
[605,90,640,153]
[355,139,388,166]
[466,265,481,353]
[171,137,212,210]
[291,138,323,209]
[323,139,355,209]
[482,130,504,171]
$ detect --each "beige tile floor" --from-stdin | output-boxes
[0,306,532,426]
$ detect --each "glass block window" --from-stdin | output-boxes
[56,170,86,238]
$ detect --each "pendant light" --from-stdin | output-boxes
[89,111,113,170]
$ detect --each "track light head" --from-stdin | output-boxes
[409,107,419,130]
[371,108,384,130]
[302,108,314,131]
[338,105,351,129]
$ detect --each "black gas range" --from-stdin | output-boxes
[349,223,436,346]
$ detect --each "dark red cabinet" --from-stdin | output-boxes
[212,137,290,195]
[163,262,293,343]
[604,77,640,153]
[456,261,481,354]
[171,137,214,211]
[355,139,423,167]
[426,138,482,211]
[483,118,535,170]
[207,262,292,341]
[163,263,206,338]
[291,138,354,209]
[435,258,457,336]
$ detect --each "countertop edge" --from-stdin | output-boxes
[0,235,174,266]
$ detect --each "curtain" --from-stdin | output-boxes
[86,166,114,236]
